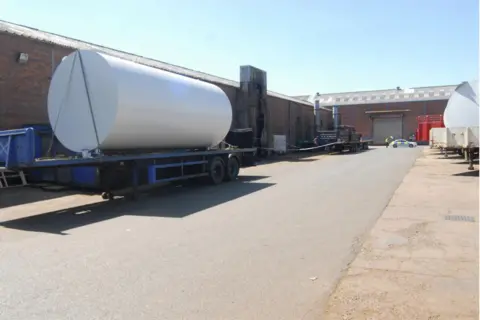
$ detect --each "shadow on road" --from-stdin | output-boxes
[328,148,372,156]
[279,157,319,162]
[435,155,464,160]
[0,186,82,210]
[452,170,479,177]
[255,152,324,165]
[0,175,273,235]
[450,160,479,165]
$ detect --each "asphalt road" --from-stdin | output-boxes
[0,147,422,320]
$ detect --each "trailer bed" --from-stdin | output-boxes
[0,127,256,197]
[25,148,255,169]
[0,127,254,169]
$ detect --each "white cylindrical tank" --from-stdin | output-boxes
[48,50,233,153]
[443,80,479,128]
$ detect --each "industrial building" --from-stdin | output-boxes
[294,85,456,144]
[0,20,332,150]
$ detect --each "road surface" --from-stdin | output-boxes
[0,147,421,320]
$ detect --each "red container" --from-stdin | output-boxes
[416,115,445,143]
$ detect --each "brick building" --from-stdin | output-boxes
[294,85,456,144]
[0,20,332,149]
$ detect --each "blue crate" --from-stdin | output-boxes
[71,166,99,188]
[0,128,37,168]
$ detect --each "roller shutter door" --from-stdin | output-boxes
[373,117,403,144]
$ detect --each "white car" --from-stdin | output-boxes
[389,139,417,148]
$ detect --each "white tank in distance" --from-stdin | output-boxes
[47,50,233,153]
[443,80,479,128]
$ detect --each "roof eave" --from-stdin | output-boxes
[0,20,316,109]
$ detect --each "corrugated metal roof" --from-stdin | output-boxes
[0,20,323,110]
[291,95,310,101]
[295,85,458,107]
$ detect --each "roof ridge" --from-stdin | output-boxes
[0,19,234,84]
[314,84,458,97]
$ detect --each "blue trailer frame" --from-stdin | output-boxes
[0,127,256,199]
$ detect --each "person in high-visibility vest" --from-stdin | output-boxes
[385,136,394,148]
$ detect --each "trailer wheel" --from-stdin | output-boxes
[224,156,240,182]
[207,157,225,185]
[101,192,114,201]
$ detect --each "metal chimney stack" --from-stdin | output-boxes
[314,98,322,132]
[332,105,340,129]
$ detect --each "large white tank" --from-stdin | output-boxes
[48,50,233,153]
[443,80,479,128]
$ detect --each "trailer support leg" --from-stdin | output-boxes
[100,165,115,200]
[131,161,139,200]
[468,149,475,171]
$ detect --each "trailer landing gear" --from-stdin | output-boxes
[467,149,475,171]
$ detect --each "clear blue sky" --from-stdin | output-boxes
[1,0,478,96]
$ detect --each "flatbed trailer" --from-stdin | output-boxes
[313,126,372,153]
[0,127,256,199]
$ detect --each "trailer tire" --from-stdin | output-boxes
[224,156,240,182]
[101,192,114,201]
[207,157,225,185]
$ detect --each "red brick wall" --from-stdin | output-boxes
[337,100,448,140]
[0,32,323,144]
[0,32,74,129]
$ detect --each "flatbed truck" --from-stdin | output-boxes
[313,125,371,153]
